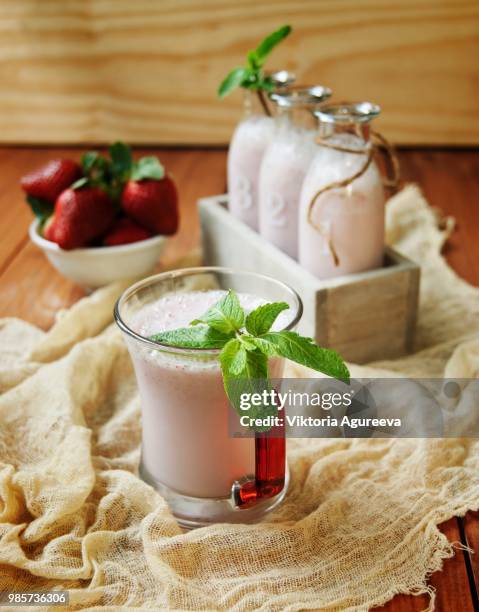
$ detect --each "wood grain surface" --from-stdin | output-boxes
[0,146,478,610]
[463,511,479,608]
[0,1,478,146]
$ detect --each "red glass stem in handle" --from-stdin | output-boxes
[255,422,286,498]
[235,420,286,507]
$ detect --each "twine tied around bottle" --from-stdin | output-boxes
[307,130,400,266]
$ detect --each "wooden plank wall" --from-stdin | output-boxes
[0,0,477,146]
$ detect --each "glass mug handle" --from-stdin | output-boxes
[231,419,286,508]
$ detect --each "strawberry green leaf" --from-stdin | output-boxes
[149,326,234,349]
[82,153,111,185]
[109,141,133,181]
[218,67,251,98]
[26,195,53,222]
[191,289,244,334]
[71,177,89,190]
[245,301,290,336]
[81,151,99,174]
[131,156,165,181]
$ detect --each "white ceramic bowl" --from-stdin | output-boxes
[29,219,167,289]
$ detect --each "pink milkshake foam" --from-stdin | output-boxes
[129,290,286,498]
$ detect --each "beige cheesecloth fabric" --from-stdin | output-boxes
[0,185,479,611]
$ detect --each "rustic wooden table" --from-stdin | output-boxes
[1,146,478,611]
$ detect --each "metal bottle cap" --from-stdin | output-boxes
[270,85,332,108]
[315,101,381,124]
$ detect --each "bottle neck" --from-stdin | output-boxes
[318,121,372,149]
[276,105,317,131]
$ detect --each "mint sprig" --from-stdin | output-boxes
[218,25,292,99]
[149,290,349,431]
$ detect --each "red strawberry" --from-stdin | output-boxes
[120,177,179,235]
[102,218,152,246]
[43,216,56,242]
[46,187,116,250]
[21,159,82,203]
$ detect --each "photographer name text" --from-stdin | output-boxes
[238,390,402,430]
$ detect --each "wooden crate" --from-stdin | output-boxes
[198,195,420,364]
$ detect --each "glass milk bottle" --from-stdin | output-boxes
[299,102,386,279]
[227,71,295,231]
[258,86,332,259]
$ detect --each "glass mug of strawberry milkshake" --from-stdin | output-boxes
[227,71,296,231]
[115,267,302,528]
[258,85,332,259]
[299,102,386,279]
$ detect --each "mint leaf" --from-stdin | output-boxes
[191,290,244,334]
[221,346,275,431]
[131,156,164,181]
[109,141,132,180]
[150,326,233,349]
[247,50,260,70]
[245,301,289,336]
[218,67,251,98]
[248,336,277,357]
[221,343,268,392]
[26,195,53,222]
[257,331,350,381]
[238,335,258,351]
[221,339,247,375]
[254,25,292,65]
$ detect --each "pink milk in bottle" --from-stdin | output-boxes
[258,86,332,259]
[227,71,296,231]
[228,113,274,231]
[299,102,386,279]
